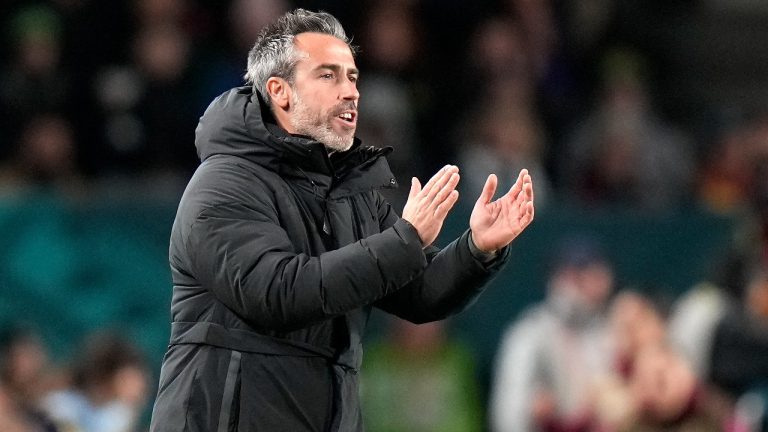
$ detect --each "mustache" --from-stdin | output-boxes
[331,101,357,116]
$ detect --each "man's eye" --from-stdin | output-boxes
[349,76,359,83]
[320,73,334,79]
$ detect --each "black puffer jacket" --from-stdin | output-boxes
[149,87,508,432]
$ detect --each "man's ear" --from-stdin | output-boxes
[266,77,291,109]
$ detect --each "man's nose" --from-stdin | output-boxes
[341,80,359,101]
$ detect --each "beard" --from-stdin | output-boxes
[289,91,356,153]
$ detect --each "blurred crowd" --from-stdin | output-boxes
[1,0,768,214]
[488,236,768,432]
[0,326,150,432]
[362,233,768,432]
[2,0,768,431]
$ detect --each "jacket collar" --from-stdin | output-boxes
[196,87,397,197]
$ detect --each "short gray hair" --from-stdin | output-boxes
[244,9,357,106]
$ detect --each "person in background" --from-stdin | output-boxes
[457,102,552,208]
[608,291,667,380]
[43,331,150,432]
[353,0,426,210]
[709,265,768,430]
[0,4,71,160]
[559,48,694,211]
[0,114,83,196]
[490,235,614,431]
[592,291,736,432]
[619,343,732,431]
[0,324,59,432]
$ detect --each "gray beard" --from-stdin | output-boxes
[290,93,354,152]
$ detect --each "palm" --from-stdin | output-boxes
[470,170,535,253]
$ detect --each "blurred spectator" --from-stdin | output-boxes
[135,0,189,27]
[182,0,291,110]
[506,0,558,83]
[627,344,698,427]
[591,291,737,431]
[0,114,84,196]
[560,0,614,60]
[689,165,768,429]
[454,16,553,208]
[668,282,728,379]
[361,318,483,432]
[0,324,60,431]
[620,344,733,431]
[89,22,198,179]
[0,4,71,161]
[506,0,579,127]
[465,16,534,109]
[489,235,615,431]
[229,0,289,53]
[456,101,552,208]
[709,265,768,421]
[724,114,768,274]
[355,0,426,209]
[697,117,754,214]
[608,291,667,380]
[42,331,150,432]
[559,49,695,211]
[0,381,50,432]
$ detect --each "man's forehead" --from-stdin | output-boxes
[293,32,355,62]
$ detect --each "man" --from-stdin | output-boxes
[150,9,533,432]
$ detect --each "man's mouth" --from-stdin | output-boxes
[336,111,356,127]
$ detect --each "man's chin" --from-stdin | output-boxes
[322,131,355,153]
[324,139,354,153]
[299,126,354,152]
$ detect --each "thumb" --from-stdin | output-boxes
[409,177,421,199]
[477,174,498,205]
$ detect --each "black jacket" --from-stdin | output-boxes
[149,87,508,431]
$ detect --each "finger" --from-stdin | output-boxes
[424,165,458,202]
[435,190,460,219]
[516,174,534,205]
[429,173,460,209]
[518,193,535,226]
[476,174,498,206]
[525,173,534,203]
[421,165,451,196]
[408,177,421,200]
[520,201,535,227]
[527,201,535,222]
[525,201,535,222]
[502,169,527,201]
[512,184,531,214]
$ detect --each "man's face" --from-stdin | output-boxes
[287,32,359,152]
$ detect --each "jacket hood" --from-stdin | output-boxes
[194,87,391,180]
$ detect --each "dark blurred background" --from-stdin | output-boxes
[1,0,768,431]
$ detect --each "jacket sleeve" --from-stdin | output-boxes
[372,193,510,323]
[184,201,428,331]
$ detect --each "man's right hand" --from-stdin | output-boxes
[401,165,460,247]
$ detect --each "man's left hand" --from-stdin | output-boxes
[469,169,535,253]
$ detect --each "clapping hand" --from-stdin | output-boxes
[469,169,535,253]
[401,165,461,247]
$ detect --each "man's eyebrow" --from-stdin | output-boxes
[315,64,359,75]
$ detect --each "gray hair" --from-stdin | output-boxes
[244,9,357,106]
